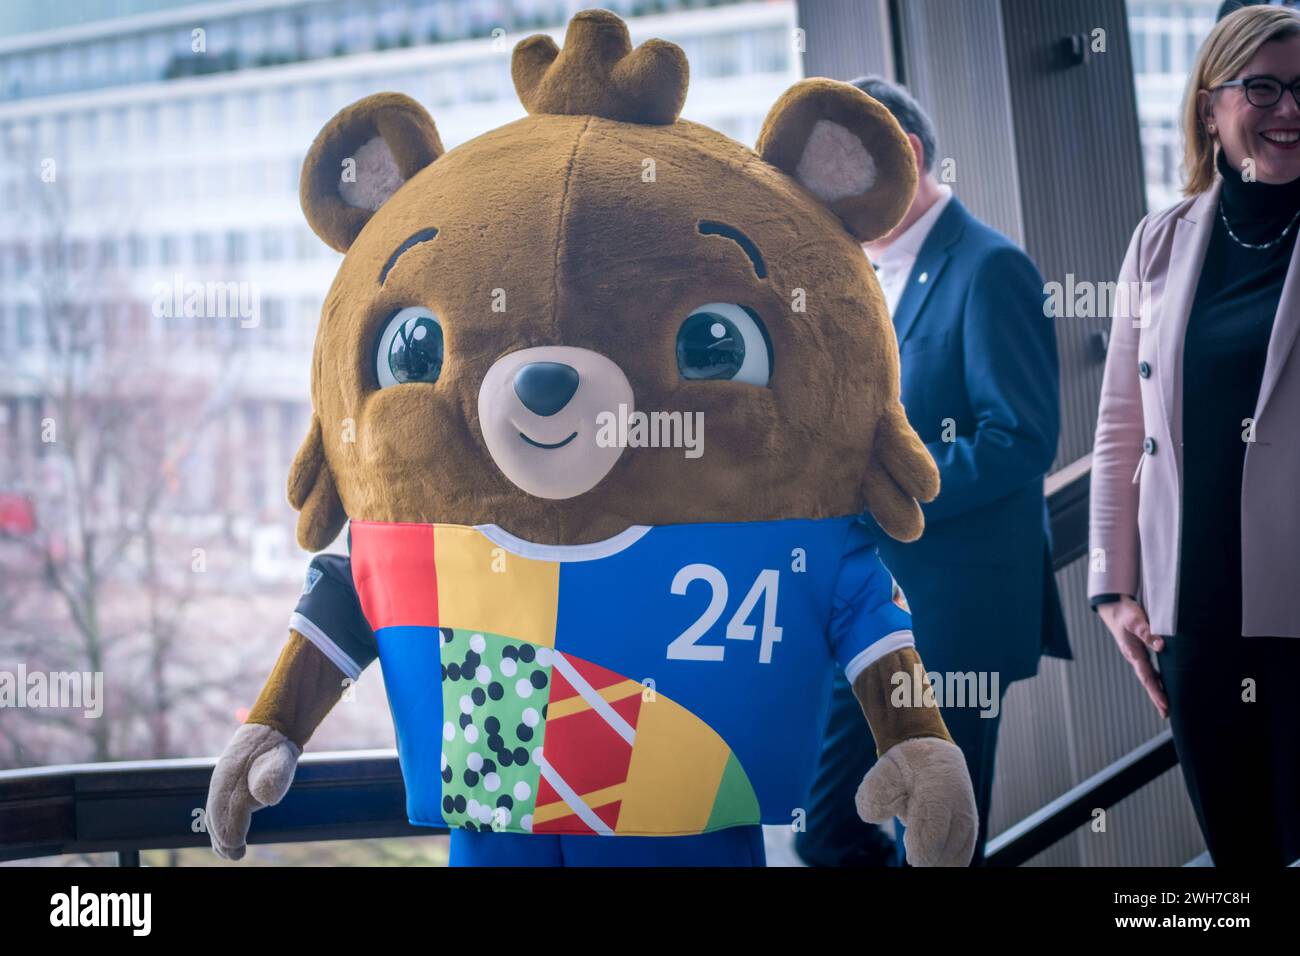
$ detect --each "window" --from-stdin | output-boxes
[261,227,284,261]
[239,91,260,128]
[172,99,192,134]
[263,297,285,347]
[753,28,789,74]
[193,233,214,265]
[268,12,297,60]
[237,15,268,62]
[128,235,148,269]
[111,107,129,145]
[142,103,160,139]
[58,46,79,93]
[296,226,318,259]
[209,21,234,57]
[210,163,230,199]
[206,96,225,131]
[146,32,169,78]
[225,231,247,264]
[98,237,117,270]
[275,86,296,123]
[342,6,376,54]
[17,304,34,349]
[305,10,337,59]
[113,38,133,82]
[160,235,180,267]
[377,0,411,48]
[86,40,108,86]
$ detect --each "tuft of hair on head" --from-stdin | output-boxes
[512,8,689,125]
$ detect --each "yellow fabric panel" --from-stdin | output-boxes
[533,782,628,826]
[433,526,559,647]
[545,679,643,721]
[617,695,731,834]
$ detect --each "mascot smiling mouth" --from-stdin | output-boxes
[519,431,578,450]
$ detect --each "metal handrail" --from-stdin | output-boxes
[0,749,436,864]
[984,731,1178,866]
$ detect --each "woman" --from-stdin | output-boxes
[1089,4,1300,866]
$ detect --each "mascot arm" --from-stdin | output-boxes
[206,632,348,860]
[245,630,350,748]
[850,647,978,867]
[851,645,952,755]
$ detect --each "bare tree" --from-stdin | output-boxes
[0,135,267,768]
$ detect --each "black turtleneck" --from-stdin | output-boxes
[1176,149,1300,637]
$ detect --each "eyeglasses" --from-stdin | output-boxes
[1213,75,1300,109]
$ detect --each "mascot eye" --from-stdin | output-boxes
[676,303,772,386]
[375,307,444,388]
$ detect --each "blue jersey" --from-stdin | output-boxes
[291,515,912,837]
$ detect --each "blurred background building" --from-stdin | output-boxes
[1128,0,1221,209]
[0,0,1240,866]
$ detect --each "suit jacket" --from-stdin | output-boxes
[869,197,1070,683]
[1089,182,1300,638]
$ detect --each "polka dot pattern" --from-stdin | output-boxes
[438,627,552,832]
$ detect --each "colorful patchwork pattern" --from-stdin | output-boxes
[348,516,902,836]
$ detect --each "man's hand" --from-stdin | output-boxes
[1098,596,1168,718]
[856,735,977,866]
[206,723,301,861]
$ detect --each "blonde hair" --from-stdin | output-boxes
[1181,5,1300,195]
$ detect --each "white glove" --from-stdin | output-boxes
[856,735,978,867]
[206,723,301,861]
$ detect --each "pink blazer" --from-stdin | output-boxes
[1089,181,1300,639]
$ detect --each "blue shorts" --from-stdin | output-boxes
[449,824,766,867]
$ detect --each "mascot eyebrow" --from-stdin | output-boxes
[698,220,767,279]
[380,227,440,285]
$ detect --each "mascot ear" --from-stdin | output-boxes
[757,79,917,242]
[300,92,443,253]
[861,404,940,543]
[287,413,347,552]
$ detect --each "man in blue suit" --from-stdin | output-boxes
[795,77,1070,867]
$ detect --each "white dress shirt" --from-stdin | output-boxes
[867,184,953,315]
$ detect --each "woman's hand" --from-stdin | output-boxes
[1098,597,1169,718]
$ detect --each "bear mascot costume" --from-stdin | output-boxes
[207,8,978,867]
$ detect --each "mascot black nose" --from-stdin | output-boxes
[513,362,580,417]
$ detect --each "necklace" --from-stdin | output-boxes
[1218,199,1300,251]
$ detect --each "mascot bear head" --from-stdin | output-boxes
[289,8,938,550]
